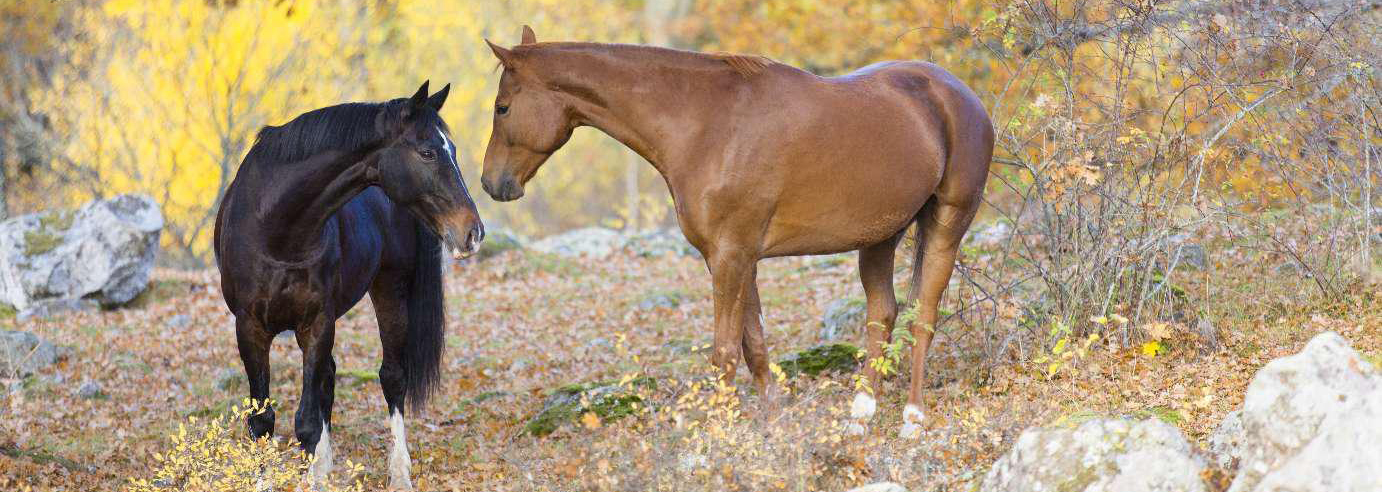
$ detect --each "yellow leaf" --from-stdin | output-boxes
[581,412,602,430]
[1141,341,1166,357]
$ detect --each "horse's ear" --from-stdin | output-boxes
[521,25,536,45]
[486,39,516,68]
[427,83,450,111]
[410,81,430,107]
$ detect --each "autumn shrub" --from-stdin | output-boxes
[125,399,364,492]
[935,0,1380,366]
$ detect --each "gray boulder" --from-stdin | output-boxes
[624,229,699,258]
[636,290,685,310]
[76,380,103,398]
[1207,409,1243,470]
[980,418,1207,492]
[530,227,625,259]
[966,221,1012,248]
[820,297,865,341]
[0,194,162,310]
[1166,233,1207,270]
[16,298,100,322]
[1217,331,1382,492]
[1,329,67,377]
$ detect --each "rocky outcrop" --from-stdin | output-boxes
[1,329,68,377]
[819,297,865,341]
[529,227,626,259]
[624,229,699,258]
[1214,331,1382,492]
[0,194,162,311]
[979,418,1207,492]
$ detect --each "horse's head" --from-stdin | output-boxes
[375,81,485,258]
[480,26,576,202]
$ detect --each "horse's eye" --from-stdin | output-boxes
[496,105,509,115]
[418,149,436,160]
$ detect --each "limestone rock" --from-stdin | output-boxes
[979,418,1207,492]
[529,227,625,259]
[1221,332,1382,492]
[0,194,162,310]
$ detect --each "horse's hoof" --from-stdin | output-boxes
[849,392,877,420]
[898,404,925,440]
[898,422,923,440]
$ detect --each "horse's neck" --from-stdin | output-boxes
[551,51,721,178]
[247,145,381,263]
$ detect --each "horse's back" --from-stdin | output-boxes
[727,61,992,255]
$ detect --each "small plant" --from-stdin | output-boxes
[1032,320,1101,380]
[126,399,364,492]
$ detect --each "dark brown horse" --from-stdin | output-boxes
[481,27,992,439]
[214,82,483,488]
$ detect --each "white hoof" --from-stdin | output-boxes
[850,392,877,420]
[899,422,923,440]
[308,426,334,488]
[387,410,413,490]
[898,404,925,440]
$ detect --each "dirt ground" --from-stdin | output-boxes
[3,245,1379,491]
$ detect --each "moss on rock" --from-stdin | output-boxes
[777,343,861,378]
[524,377,655,437]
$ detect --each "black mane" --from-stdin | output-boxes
[245,102,386,165]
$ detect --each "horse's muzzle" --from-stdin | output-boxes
[443,216,485,260]
[482,175,524,202]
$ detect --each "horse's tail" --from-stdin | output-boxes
[404,220,446,414]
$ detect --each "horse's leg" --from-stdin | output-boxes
[737,268,777,412]
[901,199,978,440]
[369,280,414,491]
[848,234,902,434]
[236,315,276,438]
[294,313,337,484]
[707,247,756,387]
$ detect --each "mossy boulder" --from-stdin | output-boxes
[777,343,860,378]
[0,194,162,310]
[524,377,656,437]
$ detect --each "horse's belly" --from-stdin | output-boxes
[762,162,934,255]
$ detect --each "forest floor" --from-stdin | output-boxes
[2,243,1380,491]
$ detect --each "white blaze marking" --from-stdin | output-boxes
[388,410,413,490]
[436,127,459,175]
[850,392,877,420]
[309,426,333,485]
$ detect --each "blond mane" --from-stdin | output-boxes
[710,52,776,77]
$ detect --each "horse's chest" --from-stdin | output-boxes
[244,270,330,327]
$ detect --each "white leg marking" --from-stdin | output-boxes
[309,426,333,486]
[899,404,925,440]
[850,392,877,420]
[847,392,876,436]
[388,410,413,491]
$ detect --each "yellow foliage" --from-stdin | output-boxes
[126,400,364,492]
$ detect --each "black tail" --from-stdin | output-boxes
[404,221,446,414]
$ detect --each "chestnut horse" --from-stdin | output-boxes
[215,82,484,488]
[481,27,992,439]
